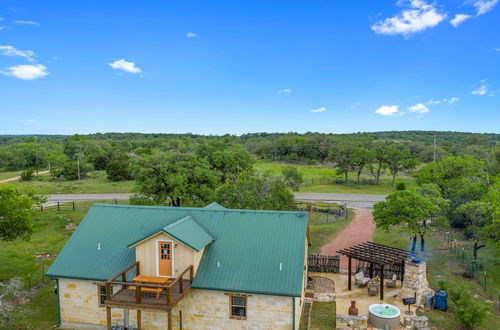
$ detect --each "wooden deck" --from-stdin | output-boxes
[106,279,192,311]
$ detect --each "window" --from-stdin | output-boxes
[229,294,247,319]
[98,285,113,306]
[160,243,171,260]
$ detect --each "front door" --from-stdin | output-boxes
[158,241,173,277]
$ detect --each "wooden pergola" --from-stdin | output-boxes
[337,242,415,300]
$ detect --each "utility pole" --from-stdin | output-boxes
[77,156,81,181]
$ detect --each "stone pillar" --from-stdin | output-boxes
[398,261,430,305]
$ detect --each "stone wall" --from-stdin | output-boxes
[402,316,429,329]
[398,261,430,305]
[336,314,368,330]
[58,278,298,330]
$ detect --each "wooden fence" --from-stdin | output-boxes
[308,255,340,273]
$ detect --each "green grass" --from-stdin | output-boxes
[254,159,415,195]
[309,301,336,329]
[7,170,136,194]
[0,169,21,180]
[0,201,128,329]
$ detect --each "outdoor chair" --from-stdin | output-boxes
[354,271,370,287]
[386,274,397,288]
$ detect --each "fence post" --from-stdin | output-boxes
[40,204,43,212]
[72,202,75,211]
[57,202,60,211]
[345,203,348,220]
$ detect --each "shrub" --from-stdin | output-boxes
[20,168,34,181]
[450,282,488,329]
[51,160,93,181]
[396,182,406,190]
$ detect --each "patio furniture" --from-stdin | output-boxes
[368,282,379,296]
[386,273,397,288]
[354,271,370,287]
[129,275,171,299]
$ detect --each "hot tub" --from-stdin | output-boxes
[368,303,401,329]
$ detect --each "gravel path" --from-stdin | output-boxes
[0,170,50,184]
[319,209,375,271]
[294,193,385,209]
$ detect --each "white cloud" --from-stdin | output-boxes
[108,59,142,74]
[310,107,327,113]
[2,64,48,80]
[375,105,399,116]
[409,103,430,114]
[277,88,292,94]
[495,48,500,51]
[14,20,40,26]
[450,14,472,27]
[371,0,446,37]
[185,32,197,38]
[472,79,489,95]
[474,0,499,15]
[0,45,35,61]
[23,119,35,123]
[427,97,459,105]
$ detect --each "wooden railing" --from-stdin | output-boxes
[105,262,194,311]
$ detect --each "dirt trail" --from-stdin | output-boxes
[0,170,50,184]
[319,209,375,271]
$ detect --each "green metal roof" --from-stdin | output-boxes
[162,216,214,251]
[46,204,308,297]
[203,202,226,210]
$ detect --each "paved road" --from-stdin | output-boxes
[46,192,385,209]
[294,193,386,209]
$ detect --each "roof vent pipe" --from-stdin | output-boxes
[217,261,220,268]
[97,243,101,251]
[280,262,283,271]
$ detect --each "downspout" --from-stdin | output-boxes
[56,279,61,326]
[292,297,296,330]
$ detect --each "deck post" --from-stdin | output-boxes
[348,256,352,291]
[136,261,140,276]
[167,311,172,330]
[136,286,142,304]
[106,307,111,330]
[380,264,384,300]
[137,310,141,330]
[167,287,172,306]
[106,282,111,301]
[179,277,184,294]
[189,265,194,284]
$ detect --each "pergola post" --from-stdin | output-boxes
[137,310,141,330]
[380,264,384,300]
[348,256,352,291]
[106,307,111,330]
[167,311,172,330]
[401,259,405,287]
[369,262,373,279]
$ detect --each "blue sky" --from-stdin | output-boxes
[0,0,499,135]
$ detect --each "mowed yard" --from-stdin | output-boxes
[254,160,415,195]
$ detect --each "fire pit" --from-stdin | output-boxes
[368,303,401,329]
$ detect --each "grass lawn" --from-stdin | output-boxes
[0,201,128,329]
[7,170,136,194]
[309,301,336,329]
[374,228,500,329]
[254,159,415,195]
[0,169,21,181]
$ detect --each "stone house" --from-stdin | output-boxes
[46,202,311,330]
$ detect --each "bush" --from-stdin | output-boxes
[20,168,34,181]
[449,282,488,329]
[106,160,132,181]
[51,160,93,181]
[396,182,406,190]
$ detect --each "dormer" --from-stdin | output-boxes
[127,216,214,278]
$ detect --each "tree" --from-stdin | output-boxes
[332,145,355,183]
[352,147,375,184]
[106,154,132,181]
[282,166,303,191]
[52,159,93,181]
[132,151,218,206]
[385,145,418,186]
[368,142,387,185]
[0,186,46,241]
[196,139,254,183]
[373,190,439,251]
[216,173,295,210]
